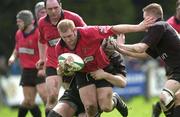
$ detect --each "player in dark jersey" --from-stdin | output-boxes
[152,3,180,117]
[8,10,47,117]
[35,0,86,116]
[53,18,154,117]
[48,36,128,117]
[112,3,180,117]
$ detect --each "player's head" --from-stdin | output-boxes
[143,3,163,20]
[44,0,62,19]
[34,1,46,21]
[176,0,180,7]
[176,5,180,19]
[16,10,34,31]
[57,19,77,47]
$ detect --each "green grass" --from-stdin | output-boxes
[0,96,165,117]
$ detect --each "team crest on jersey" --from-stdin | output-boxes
[84,56,94,63]
[98,26,107,34]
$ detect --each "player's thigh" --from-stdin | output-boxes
[36,82,47,103]
[79,84,97,106]
[97,87,113,107]
[46,75,61,96]
[53,102,75,117]
[23,86,36,104]
[78,113,86,117]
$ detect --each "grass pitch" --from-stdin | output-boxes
[0,96,165,117]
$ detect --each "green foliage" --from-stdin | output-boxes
[0,0,177,57]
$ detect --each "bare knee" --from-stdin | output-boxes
[22,98,35,107]
[98,89,113,112]
[85,104,98,116]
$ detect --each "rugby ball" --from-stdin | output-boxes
[58,53,84,72]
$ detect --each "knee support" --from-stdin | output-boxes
[160,88,175,112]
[48,110,62,117]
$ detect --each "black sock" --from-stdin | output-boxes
[154,101,162,116]
[18,106,28,117]
[164,107,174,117]
[48,110,62,117]
[173,105,180,117]
[46,108,51,117]
[30,105,41,117]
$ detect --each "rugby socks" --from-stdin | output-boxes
[164,107,174,117]
[48,110,62,117]
[45,108,50,117]
[152,101,162,117]
[18,106,28,117]
[173,105,180,117]
[29,105,41,117]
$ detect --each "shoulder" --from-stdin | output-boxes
[38,15,47,26]
[149,21,166,31]
[63,10,80,16]
[63,10,83,20]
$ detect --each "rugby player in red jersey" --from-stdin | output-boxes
[36,0,86,116]
[8,10,47,117]
[51,18,154,117]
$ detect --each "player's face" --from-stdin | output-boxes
[37,8,47,21]
[176,8,180,19]
[16,19,25,30]
[60,29,77,48]
[46,0,61,20]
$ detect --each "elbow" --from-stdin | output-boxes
[120,80,127,88]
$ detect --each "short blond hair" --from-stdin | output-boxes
[57,19,75,33]
[143,3,163,19]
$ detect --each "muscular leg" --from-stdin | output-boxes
[97,87,113,112]
[46,75,62,116]
[79,84,98,117]
[19,86,41,117]
[36,82,48,105]
[48,102,75,117]
[159,79,180,117]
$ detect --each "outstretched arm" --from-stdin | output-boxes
[111,17,155,34]
[111,39,150,59]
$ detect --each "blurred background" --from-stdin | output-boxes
[0,0,178,117]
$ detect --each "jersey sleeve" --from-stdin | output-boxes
[38,19,47,44]
[141,24,165,47]
[72,13,87,27]
[145,47,159,59]
[82,26,114,41]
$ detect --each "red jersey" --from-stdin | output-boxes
[15,27,39,68]
[55,26,114,72]
[38,10,86,68]
[167,16,180,33]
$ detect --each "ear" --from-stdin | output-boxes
[59,2,62,8]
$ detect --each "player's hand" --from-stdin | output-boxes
[116,34,125,44]
[139,16,156,31]
[8,56,15,66]
[57,63,75,76]
[37,69,46,78]
[90,69,106,80]
[36,59,44,69]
